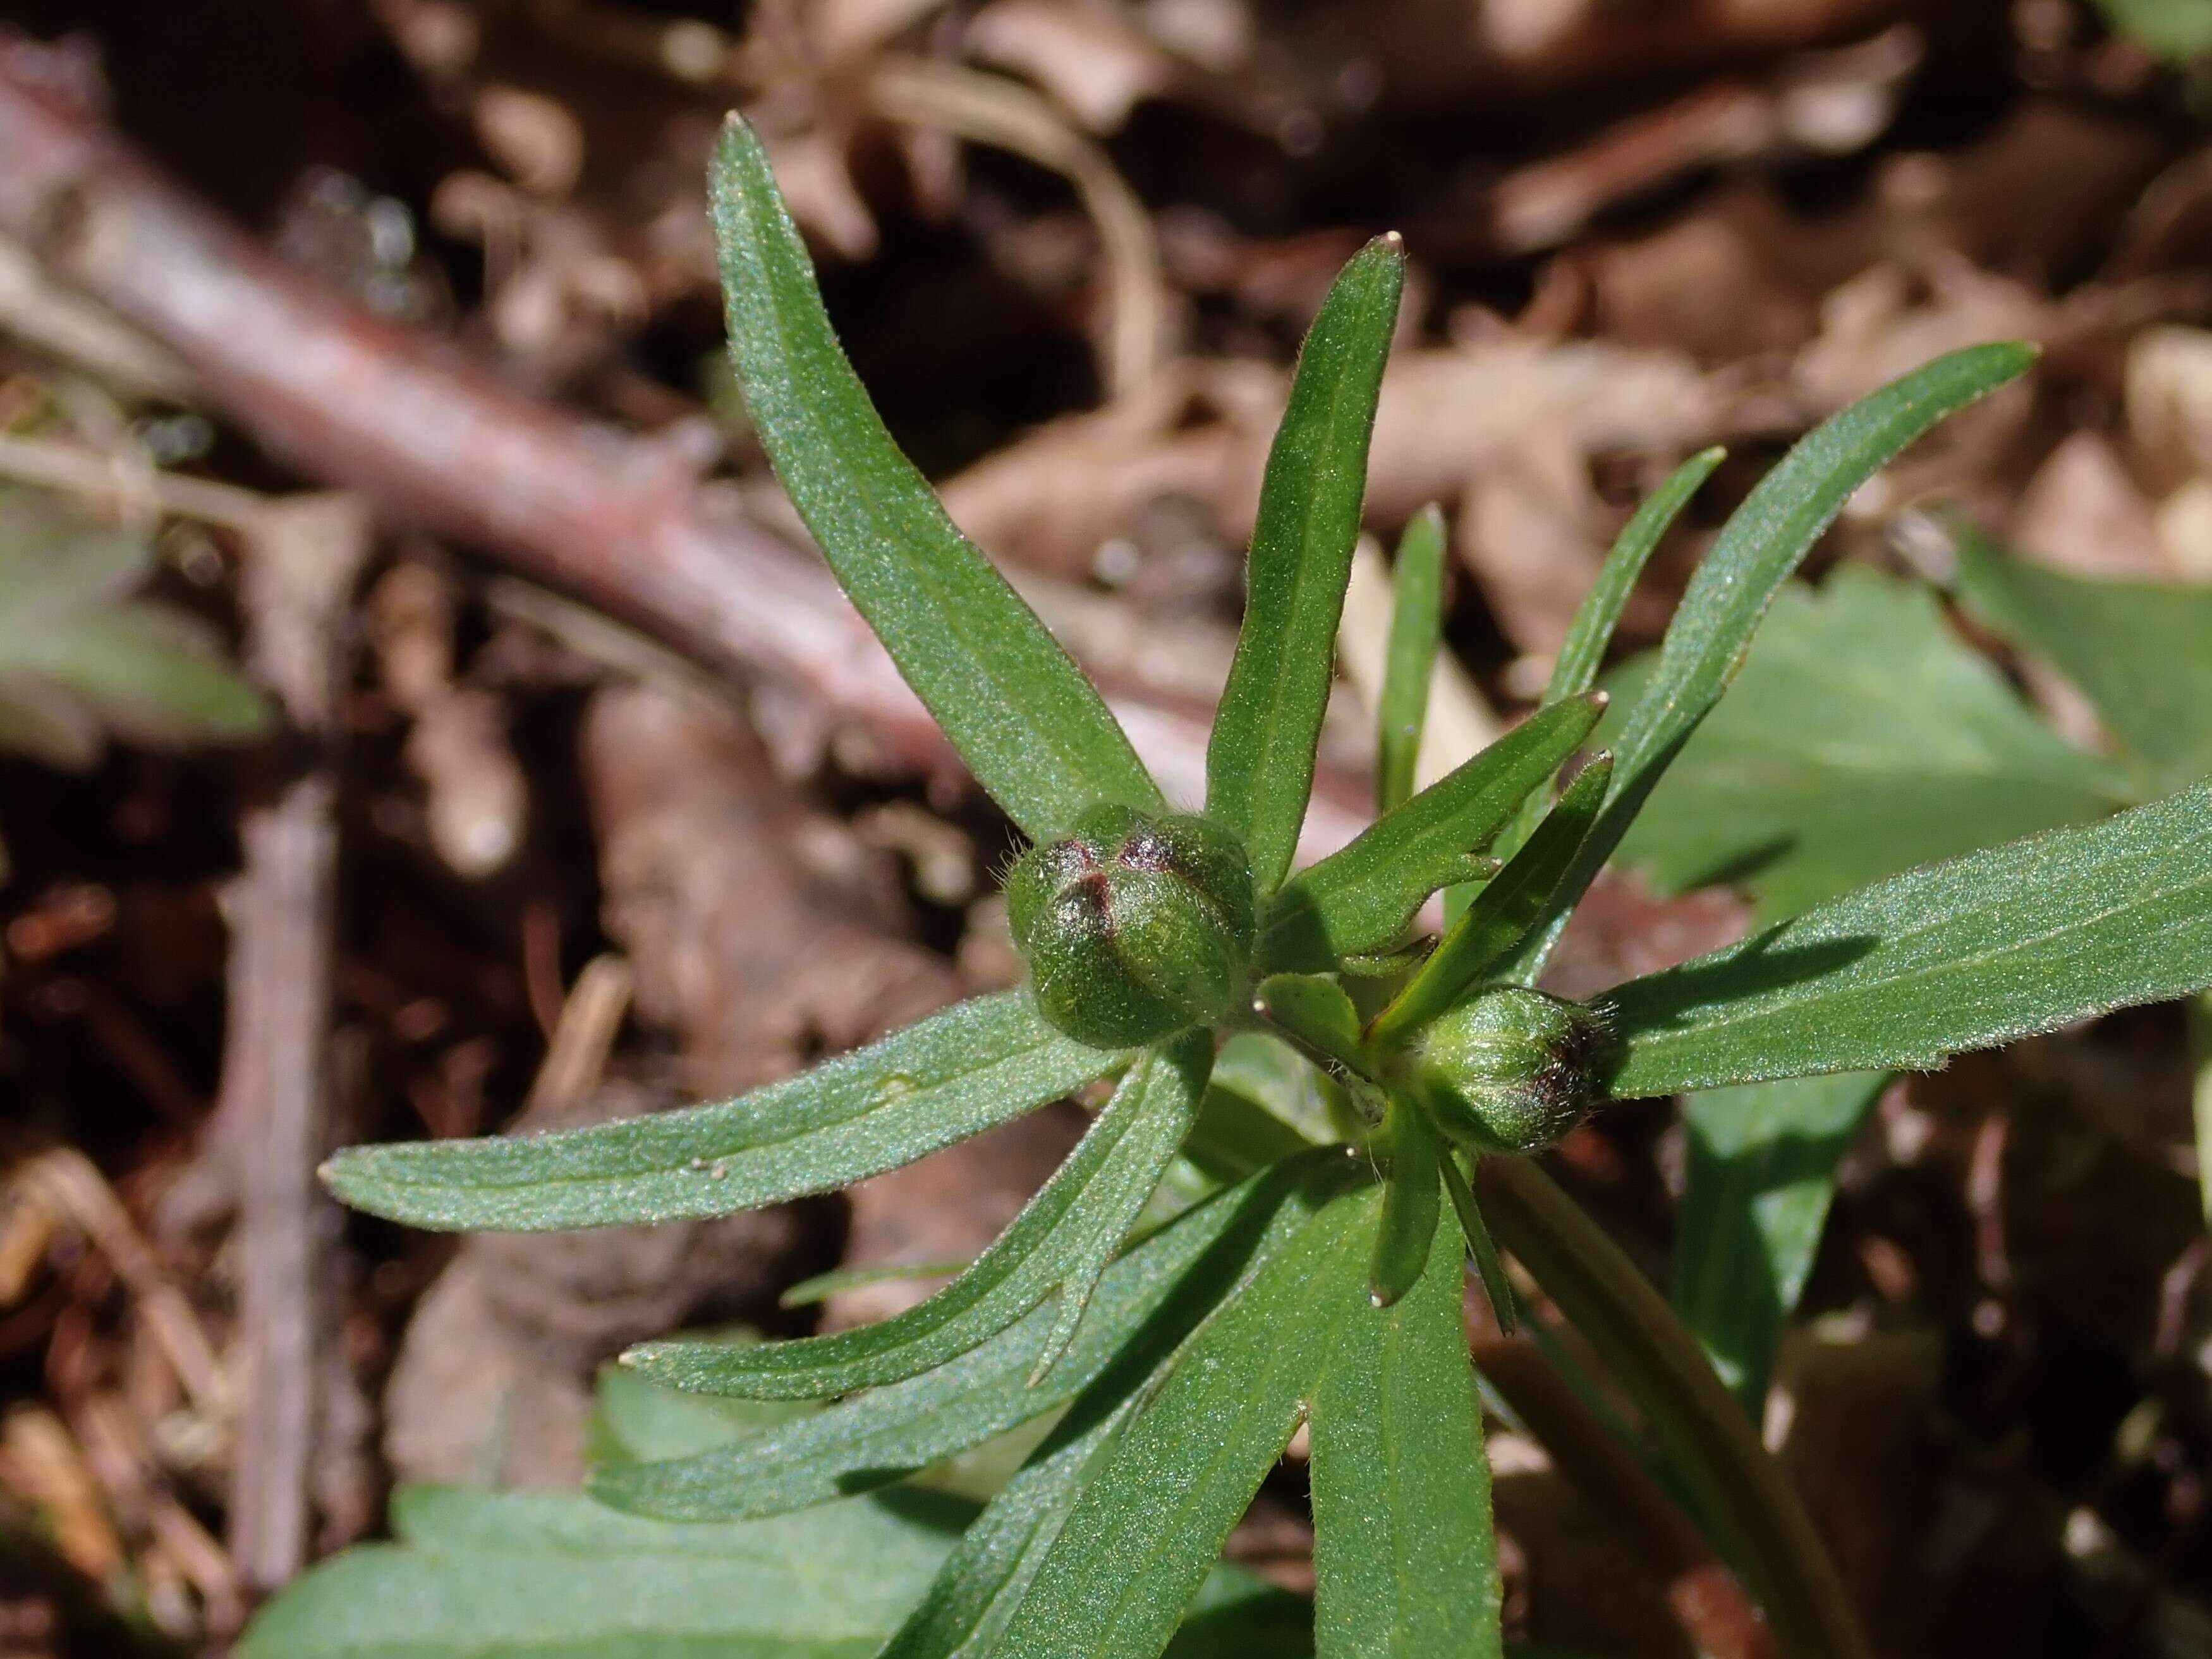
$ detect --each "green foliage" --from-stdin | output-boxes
[241,1481,963,1658]
[1372,755,1611,1047]
[1311,1209,1500,1659]
[312,114,2212,1659]
[1206,236,1404,891]
[1647,536,2212,1424]
[1954,531,2212,792]
[1605,777,2212,1097]
[0,492,268,873]
[2093,0,2212,63]
[709,118,1158,840]
[1376,505,1447,815]
[1261,694,1602,972]
[991,1189,1376,1659]
[1673,1073,1889,1415]
[1609,565,2132,920]
[322,992,1120,1230]
[1254,973,1368,1075]
[1505,341,2039,978]
[1541,449,1725,709]
[1367,1105,1442,1306]
[247,1370,1304,1659]
[595,1157,1352,1524]
[625,1033,1210,1399]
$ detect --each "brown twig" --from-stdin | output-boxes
[0,37,1364,853]
[217,492,371,1596]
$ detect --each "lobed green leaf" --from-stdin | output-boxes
[1208,236,1406,891]
[1311,1208,1500,1659]
[626,1033,1210,1397]
[1604,778,2212,1097]
[238,1481,964,1658]
[1376,504,1448,815]
[323,992,1119,1231]
[1673,1072,1889,1417]
[993,1187,1378,1659]
[1263,695,1603,973]
[1608,564,2131,921]
[1511,343,2038,975]
[1954,531,2212,794]
[710,116,1160,839]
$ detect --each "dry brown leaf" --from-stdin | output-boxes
[969,0,1176,133]
[2009,430,2168,580]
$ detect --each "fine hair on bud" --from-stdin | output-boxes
[1391,985,1610,1154]
[1006,805,1256,1048]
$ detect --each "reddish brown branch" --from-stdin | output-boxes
[0,35,1364,851]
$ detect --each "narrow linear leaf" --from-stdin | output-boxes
[1674,1072,1889,1416]
[710,116,1159,837]
[1603,777,2212,1098]
[1545,447,1725,708]
[879,1398,1139,1659]
[626,1033,1210,1399]
[1472,447,1722,898]
[880,1304,1322,1659]
[1377,504,1447,814]
[323,992,1119,1231]
[592,1153,1356,1522]
[994,1187,1378,1659]
[1512,343,2038,976]
[1264,695,1603,972]
[1954,530,2212,794]
[1607,565,2133,923]
[1368,1108,1440,1309]
[1256,973,1368,1075]
[1208,236,1406,890]
[1433,1141,1516,1333]
[1311,1209,1500,1659]
[1372,754,1612,1047]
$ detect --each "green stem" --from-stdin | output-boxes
[1475,1157,1870,1659]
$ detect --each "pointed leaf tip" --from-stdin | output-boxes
[1206,234,1405,888]
[708,111,1160,838]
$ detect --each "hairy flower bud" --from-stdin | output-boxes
[1007,806,1256,1048]
[1394,987,1608,1154]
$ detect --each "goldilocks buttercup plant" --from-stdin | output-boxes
[322,114,2212,1659]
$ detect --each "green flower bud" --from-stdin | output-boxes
[1007,805,1256,1048]
[1393,987,1608,1154]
